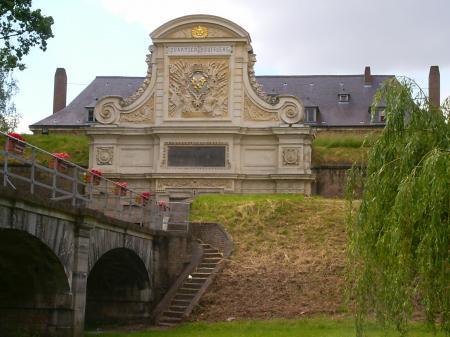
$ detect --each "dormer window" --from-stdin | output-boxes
[305,106,319,123]
[87,108,96,122]
[338,94,350,102]
[369,106,386,124]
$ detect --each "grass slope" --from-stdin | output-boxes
[2,134,90,166]
[190,195,347,321]
[312,131,379,165]
[86,319,444,337]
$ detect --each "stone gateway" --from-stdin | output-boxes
[90,15,314,196]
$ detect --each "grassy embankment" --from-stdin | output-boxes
[1,133,90,166]
[189,194,347,321]
[312,131,379,165]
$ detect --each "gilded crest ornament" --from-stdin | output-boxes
[191,25,208,38]
[169,59,228,118]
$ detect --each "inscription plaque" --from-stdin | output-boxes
[168,146,226,167]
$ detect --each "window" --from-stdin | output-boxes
[304,107,318,123]
[338,94,350,102]
[87,109,96,122]
[369,107,386,124]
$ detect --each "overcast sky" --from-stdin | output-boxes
[13,0,450,132]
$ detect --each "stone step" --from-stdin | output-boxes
[191,272,211,278]
[202,257,221,263]
[187,277,207,284]
[177,287,198,294]
[174,293,195,301]
[196,267,215,273]
[158,321,177,327]
[172,299,190,307]
[198,262,218,269]
[167,223,187,231]
[169,305,188,312]
[203,252,223,258]
[183,282,203,289]
[164,310,184,318]
[204,248,220,254]
[159,316,182,325]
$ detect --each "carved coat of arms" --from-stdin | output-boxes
[169,60,228,118]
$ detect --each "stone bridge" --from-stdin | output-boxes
[0,189,190,337]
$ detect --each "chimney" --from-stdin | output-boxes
[53,68,67,113]
[364,66,372,85]
[428,66,440,108]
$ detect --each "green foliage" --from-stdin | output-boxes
[0,69,19,132]
[84,319,446,337]
[346,78,450,336]
[0,0,54,71]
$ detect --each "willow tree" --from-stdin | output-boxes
[346,78,449,337]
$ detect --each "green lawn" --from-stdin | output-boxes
[85,319,443,337]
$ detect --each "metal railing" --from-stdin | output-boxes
[0,131,172,227]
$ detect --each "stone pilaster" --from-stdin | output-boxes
[71,223,92,337]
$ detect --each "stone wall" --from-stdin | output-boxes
[312,164,365,197]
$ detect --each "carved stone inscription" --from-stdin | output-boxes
[168,146,226,167]
[169,58,228,118]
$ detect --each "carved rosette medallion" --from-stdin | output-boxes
[191,25,208,38]
[282,148,300,166]
[120,95,154,123]
[244,96,279,121]
[96,147,114,165]
[169,59,229,118]
[157,179,233,190]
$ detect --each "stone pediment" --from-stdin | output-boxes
[163,24,237,39]
[150,14,250,41]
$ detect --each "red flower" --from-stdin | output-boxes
[114,181,128,188]
[89,169,102,177]
[52,152,70,160]
[8,133,26,142]
[141,192,151,200]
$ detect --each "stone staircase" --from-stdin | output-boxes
[156,243,223,327]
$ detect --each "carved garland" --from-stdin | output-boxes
[120,95,154,123]
[119,46,154,107]
[157,179,233,190]
[161,141,231,169]
[248,53,279,105]
[244,95,279,121]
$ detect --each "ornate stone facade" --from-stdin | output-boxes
[90,15,314,195]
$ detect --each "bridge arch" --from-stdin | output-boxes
[0,228,72,337]
[85,247,152,328]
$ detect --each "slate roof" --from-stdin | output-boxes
[31,74,393,128]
